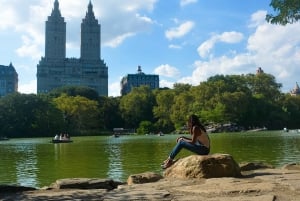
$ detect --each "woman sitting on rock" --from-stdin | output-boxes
[162,114,210,169]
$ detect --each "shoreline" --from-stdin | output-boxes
[1,163,300,201]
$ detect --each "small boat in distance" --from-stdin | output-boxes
[158,131,164,136]
[51,133,72,143]
[52,139,73,143]
[0,136,9,141]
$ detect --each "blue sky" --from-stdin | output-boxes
[0,0,299,96]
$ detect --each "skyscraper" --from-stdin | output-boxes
[0,63,18,97]
[37,0,108,96]
[121,66,159,95]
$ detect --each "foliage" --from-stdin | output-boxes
[136,121,154,135]
[2,71,300,138]
[266,0,300,25]
[0,93,63,137]
[119,85,156,128]
[98,96,123,130]
[153,89,175,133]
[53,94,99,134]
[49,85,99,101]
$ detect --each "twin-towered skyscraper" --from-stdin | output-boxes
[37,0,108,96]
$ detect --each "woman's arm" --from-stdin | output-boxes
[177,127,201,144]
[176,136,191,142]
[191,126,201,144]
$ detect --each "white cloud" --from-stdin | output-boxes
[159,79,174,88]
[183,10,300,92]
[197,31,244,58]
[248,10,267,28]
[247,11,300,85]
[179,54,255,86]
[169,44,182,49]
[18,79,37,94]
[0,0,157,58]
[109,81,121,97]
[165,21,195,40]
[0,6,18,30]
[154,64,180,78]
[104,32,136,48]
[180,0,198,7]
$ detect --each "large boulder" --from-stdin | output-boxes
[164,154,241,179]
[127,172,163,185]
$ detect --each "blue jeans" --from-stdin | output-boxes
[169,140,210,160]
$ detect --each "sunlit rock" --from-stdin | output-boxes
[164,154,241,179]
[127,172,163,185]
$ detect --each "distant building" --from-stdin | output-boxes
[0,63,18,97]
[290,82,300,96]
[256,67,264,75]
[120,66,159,95]
[37,0,108,96]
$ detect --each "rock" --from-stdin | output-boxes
[49,178,124,190]
[239,162,274,171]
[164,154,241,179]
[2,167,300,200]
[282,163,300,170]
[127,172,163,185]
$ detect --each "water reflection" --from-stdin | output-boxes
[14,144,38,187]
[0,133,299,189]
[105,137,123,181]
[279,132,300,165]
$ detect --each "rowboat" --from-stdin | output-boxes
[0,137,9,141]
[51,139,73,143]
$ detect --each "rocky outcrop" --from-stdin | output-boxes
[2,166,300,201]
[282,163,300,170]
[48,178,124,190]
[164,154,241,179]
[239,162,274,171]
[127,172,163,185]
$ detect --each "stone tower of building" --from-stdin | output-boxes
[37,0,108,96]
[290,82,300,96]
[45,0,66,59]
[81,1,100,60]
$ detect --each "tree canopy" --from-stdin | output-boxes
[266,0,300,25]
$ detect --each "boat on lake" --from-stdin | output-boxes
[51,139,73,143]
[52,133,72,143]
[0,136,9,141]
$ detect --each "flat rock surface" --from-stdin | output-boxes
[1,168,300,201]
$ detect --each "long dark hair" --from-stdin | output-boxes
[189,114,206,133]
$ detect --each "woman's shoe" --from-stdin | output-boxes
[161,158,169,165]
[161,159,174,169]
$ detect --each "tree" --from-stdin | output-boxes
[119,86,156,128]
[98,96,123,130]
[49,86,99,101]
[246,73,282,102]
[153,89,175,132]
[170,91,194,129]
[266,0,300,25]
[136,121,154,135]
[53,94,99,134]
[0,93,63,137]
[280,95,300,128]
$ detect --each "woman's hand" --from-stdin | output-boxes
[176,137,183,143]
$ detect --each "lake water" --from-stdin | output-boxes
[0,131,300,188]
